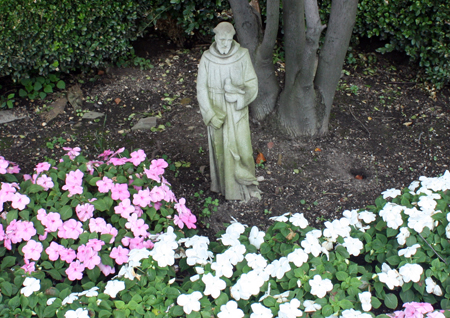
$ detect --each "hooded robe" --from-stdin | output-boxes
[197,40,259,201]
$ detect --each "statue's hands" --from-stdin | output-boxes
[210,116,224,129]
[224,78,245,103]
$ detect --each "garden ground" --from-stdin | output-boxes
[1,32,449,238]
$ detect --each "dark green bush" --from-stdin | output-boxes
[353,0,450,88]
[0,0,152,80]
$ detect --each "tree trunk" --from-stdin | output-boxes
[229,0,280,121]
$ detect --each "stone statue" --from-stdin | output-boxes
[197,22,261,202]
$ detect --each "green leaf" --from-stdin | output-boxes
[215,292,228,307]
[57,80,66,89]
[93,199,107,211]
[34,81,42,91]
[172,305,185,317]
[19,89,28,97]
[27,184,45,193]
[0,281,13,296]
[385,293,398,309]
[1,256,16,270]
[89,177,101,186]
[44,84,53,93]
[98,310,112,318]
[371,297,382,309]
[59,205,72,220]
[339,299,353,310]
[336,271,349,281]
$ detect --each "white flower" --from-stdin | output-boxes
[408,181,420,193]
[184,236,213,266]
[396,227,410,245]
[177,291,202,314]
[65,308,89,318]
[104,280,125,298]
[270,257,291,280]
[128,248,151,267]
[382,188,401,199]
[425,277,443,296]
[221,222,245,246]
[190,274,200,282]
[358,211,376,224]
[379,202,404,229]
[278,299,302,318]
[218,300,244,318]
[118,264,135,280]
[245,253,267,269]
[309,275,333,298]
[79,286,99,297]
[211,254,234,278]
[303,300,322,312]
[62,293,79,305]
[323,218,351,242]
[398,244,420,258]
[47,298,56,305]
[399,263,423,283]
[269,212,290,222]
[377,263,403,289]
[249,226,265,249]
[287,248,309,267]
[20,277,40,297]
[301,230,322,257]
[404,207,434,232]
[250,303,273,318]
[224,244,246,265]
[202,273,226,299]
[149,240,177,267]
[342,237,364,256]
[358,291,372,311]
[289,213,308,228]
[234,271,264,300]
[418,194,440,213]
[341,309,372,318]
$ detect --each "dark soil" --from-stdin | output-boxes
[1,32,449,239]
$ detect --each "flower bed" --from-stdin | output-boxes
[1,148,450,318]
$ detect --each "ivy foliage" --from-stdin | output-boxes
[0,0,152,80]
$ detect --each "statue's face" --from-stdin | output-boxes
[215,33,233,55]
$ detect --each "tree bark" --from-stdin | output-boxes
[315,0,358,135]
[229,0,280,121]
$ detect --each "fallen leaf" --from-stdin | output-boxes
[355,175,364,180]
[256,152,266,164]
[267,141,274,149]
[286,228,296,240]
[98,70,105,75]
[114,98,121,105]
[314,147,322,152]
[403,122,413,126]
[277,154,282,166]
[368,117,372,120]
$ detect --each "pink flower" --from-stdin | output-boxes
[11,193,30,210]
[114,199,135,219]
[160,183,176,202]
[101,224,118,243]
[86,160,103,175]
[6,220,22,244]
[60,247,76,263]
[7,164,20,174]
[58,219,83,240]
[144,167,161,183]
[109,157,128,166]
[62,169,84,197]
[18,220,37,241]
[77,245,101,270]
[66,260,85,280]
[63,147,81,160]
[110,246,129,265]
[76,203,95,222]
[403,303,434,318]
[129,149,146,166]
[98,262,115,276]
[21,259,36,274]
[98,149,114,160]
[128,237,145,249]
[125,214,149,237]
[149,186,165,203]
[133,189,151,208]
[35,162,51,173]
[143,239,154,249]
[46,242,63,261]
[41,212,63,232]
[96,177,113,193]
[86,239,105,252]
[22,239,43,261]
[174,215,185,229]
[180,212,197,229]
[89,217,107,233]
[36,175,54,191]
[111,183,130,201]
[0,158,9,174]
[134,206,144,217]
[0,224,5,241]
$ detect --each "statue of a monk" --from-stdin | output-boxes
[197,22,261,201]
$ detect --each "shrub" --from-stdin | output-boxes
[1,146,450,317]
[353,0,450,88]
[0,0,152,80]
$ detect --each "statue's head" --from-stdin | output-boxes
[213,22,236,55]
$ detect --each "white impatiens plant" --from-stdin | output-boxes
[2,147,450,318]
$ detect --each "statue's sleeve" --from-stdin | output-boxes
[196,56,215,126]
[243,50,258,107]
